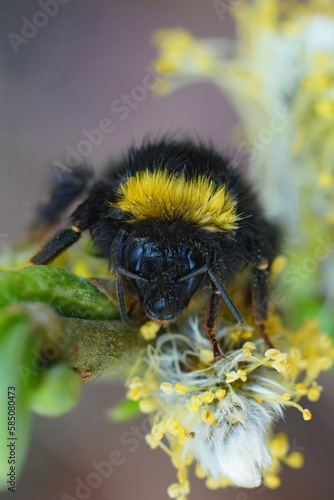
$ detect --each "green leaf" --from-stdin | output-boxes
[30,365,81,417]
[106,398,141,422]
[0,312,36,488]
[0,266,118,320]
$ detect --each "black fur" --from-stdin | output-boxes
[31,139,280,343]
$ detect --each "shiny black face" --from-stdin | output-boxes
[123,239,206,324]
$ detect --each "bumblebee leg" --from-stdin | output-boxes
[251,260,274,348]
[30,182,111,265]
[205,289,224,359]
[30,226,81,264]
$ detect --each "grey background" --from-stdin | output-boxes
[1,1,333,499]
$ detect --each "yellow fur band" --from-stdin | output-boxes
[110,169,240,232]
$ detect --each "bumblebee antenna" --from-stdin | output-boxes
[115,272,129,323]
[207,269,245,324]
[113,230,129,323]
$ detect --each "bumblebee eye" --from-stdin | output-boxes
[187,248,204,271]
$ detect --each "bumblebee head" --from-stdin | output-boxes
[114,233,207,324]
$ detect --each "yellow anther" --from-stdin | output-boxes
[272,354,287,373]
[243,341,257,356]
[314,100,334,117]
[284,452,304,469]
[167,480,190,498]
[295,383,307,396]
[139,398,156,413]
[188,402,200,412]
[218,476,230,487]
[167,420,183,435]
[200,349,214,363]
[281,393,291,401]
[174,383,187,395]
[303,409,312,421]
[145,433,162,449]
[195,463,206,479]
[191,395,204,407]
[253,397,262,404]
[216,388,226,399]
[317,173,334,188]
[205,477,220,490]
[271,255,287,276]
[264,474,281,489]
[226,371,239,383]
[270,433,289,459]
[201,409,215,424]
[265,348,281,359]
[128,376,142,389]
[127,388,143,401]
[243,341,256,350]
[160,382,174,394]
[307,383,323,402]
[204,391,214,403]
[242,331,253,340]
[237,369,247,382]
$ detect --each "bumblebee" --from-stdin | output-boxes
[31,139,279,357]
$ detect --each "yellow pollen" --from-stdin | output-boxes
[111,169,240,232]
[140,321,160,340]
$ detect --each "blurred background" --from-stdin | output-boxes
[0,1,333,499]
